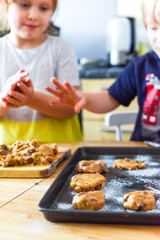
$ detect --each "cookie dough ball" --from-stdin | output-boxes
[122,191,157,211]
[76,160,109,173]
[113,158,146,170]
[70,173,106,193]
[38,144,57,156]
[72,191,105,210]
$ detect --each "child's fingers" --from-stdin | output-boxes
[64,80,72,88]
[17,69,29,79]
[10,71,29,90]
[74,105,80,114]
[51,78,63,89]
[1,97,7,102]
[19,73,29,82]
[45,86,61,97]
[51,78,68,92]
[64,81,76,95]
[74,98,86,113]
[24,79,32,87]
[2,95,18,106]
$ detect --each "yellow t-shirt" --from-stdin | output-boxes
[0,115,82,145]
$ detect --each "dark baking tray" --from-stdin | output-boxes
[38,147,160,225]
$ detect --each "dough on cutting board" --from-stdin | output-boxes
[0,139,58,167]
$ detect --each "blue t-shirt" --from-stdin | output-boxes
[108,51,160,142]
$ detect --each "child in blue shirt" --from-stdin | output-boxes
[45,0,160,142]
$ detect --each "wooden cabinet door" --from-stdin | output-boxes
[81,78,138,141]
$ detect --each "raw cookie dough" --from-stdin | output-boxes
[70,173,106,193]
[72,191,105,210]
[76,160,109,173]
[113,158,146,170]
[122,190,157,211]
[0,139,58,167]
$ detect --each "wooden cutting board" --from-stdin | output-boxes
[0,147,71,178]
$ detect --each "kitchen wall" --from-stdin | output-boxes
[54,0,151,59]
[0,1,151,58]
[117,0,151,55]
[54,0,117,59]
[0,6,9,31]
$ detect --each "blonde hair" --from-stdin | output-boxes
[142,0,160,29]
[1,0,58,12]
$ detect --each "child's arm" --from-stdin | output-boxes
[0,71,77,119]
[26,91,77,119]
[45,78,120,114]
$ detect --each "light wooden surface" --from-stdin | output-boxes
[0,141,160,240]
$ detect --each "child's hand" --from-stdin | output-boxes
[1,70,33,108]
[45,78,85,113]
